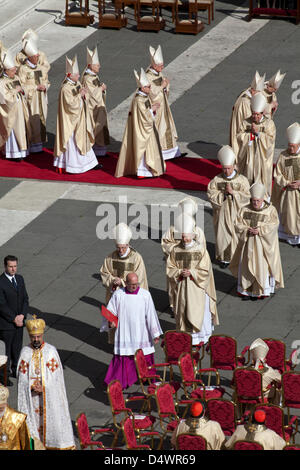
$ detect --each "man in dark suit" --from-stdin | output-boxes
[0,255,29,385]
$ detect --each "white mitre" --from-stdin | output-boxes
[250,338,269,369]
[87,46,100,66]
[1,50,15,70]
[286,122,300,145]
[267,70,286,90]
[113,223,132,245]
[251,92,267,113]
[217,145,236,166]
[174,213,195,237]
[149,45,163,66]
[134,68,150,88]
[66,55,79,75]
[177,197,198,217]
[250,182,265,199]
[251,71,265,92]
[22,28,38,44]
[23,37,39,57]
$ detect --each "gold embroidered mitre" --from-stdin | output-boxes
[26,315,46,335]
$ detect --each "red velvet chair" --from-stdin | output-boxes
[178,352,225,402]
[176,433,207,450]
[282,371,300,421]
[283,444,300,450]
[206,398,238,436]
[233,440,264,451]
[107,380,156,447]
[206,335,250,376]
[154,383,191,445]
[121,416,162,450]
[75,412,115,449]
[134,349,181,409]
[254,403,298,444]
[233,367,270,416]
[161,330,204,380]
[262,338,297,374]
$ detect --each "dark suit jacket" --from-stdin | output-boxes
[0,273,29,330]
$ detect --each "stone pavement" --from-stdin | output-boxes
[0,0,299,451]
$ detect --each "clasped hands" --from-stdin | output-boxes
[248,227,259,236]
[181,268,191,278]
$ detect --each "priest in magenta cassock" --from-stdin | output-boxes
[103,272,162,389]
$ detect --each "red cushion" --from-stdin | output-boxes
[133,415,156,429]
[147,381,180,395]
[190,387,225,400]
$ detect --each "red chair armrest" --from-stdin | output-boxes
[140,431,161,437]
[288,415,298,426]
[126,395,147,402]
[94,428,115,434]
[240,346,250,356]
[198,368,217,372]
[150,362,170,367]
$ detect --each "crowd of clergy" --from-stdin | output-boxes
[0,28,299,451]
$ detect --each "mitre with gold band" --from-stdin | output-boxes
[267,70,286,90]
[134,68,150,88]
[149,45,163,66]
[250,182,266,200]
[86,46,100,66]
[66,55,79,75]
[26,315,46,335]
[251,71,265,92]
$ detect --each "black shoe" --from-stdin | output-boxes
[178,152,187,158]
[220,261,229,269]
[241,296,251,301]
[250,297,258,301]
[94,163,103,170]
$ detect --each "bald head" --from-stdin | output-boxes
[125,273,139,292]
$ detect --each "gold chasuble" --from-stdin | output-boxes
[166,242,218,337]
[100,247,148,304]
[18,60,49,147]
[237,116,276,196]
[146,68,178,153]
[229,88,252,157]
[54,78,94,158]
[0,74,31,150]
[81,71,110,148]
[229,203,284,296]
[207,172,250,263]
[0,406,31,450]
[114,92,165,178]
[272,150,300,237]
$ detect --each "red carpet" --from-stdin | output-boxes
[0,149,222,191]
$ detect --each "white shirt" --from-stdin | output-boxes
[107,287,162,355]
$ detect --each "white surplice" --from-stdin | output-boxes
[17,343,75,450]
[105,287,162,356]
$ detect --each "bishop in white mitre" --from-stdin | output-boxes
[207,145,250,268]
[81,46,110,158]
[272,122,300,247]
[53,55,100,174]
[146,45,180,160]
[263,70,286,119]
[0,49,30,159]
[230,71,265,157]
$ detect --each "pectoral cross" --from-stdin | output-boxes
[175,251,202,269]
[285,157,300,180]
[244,211,266,227]
[112,260,134,278]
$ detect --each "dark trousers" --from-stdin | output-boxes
[0,327,24,377]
